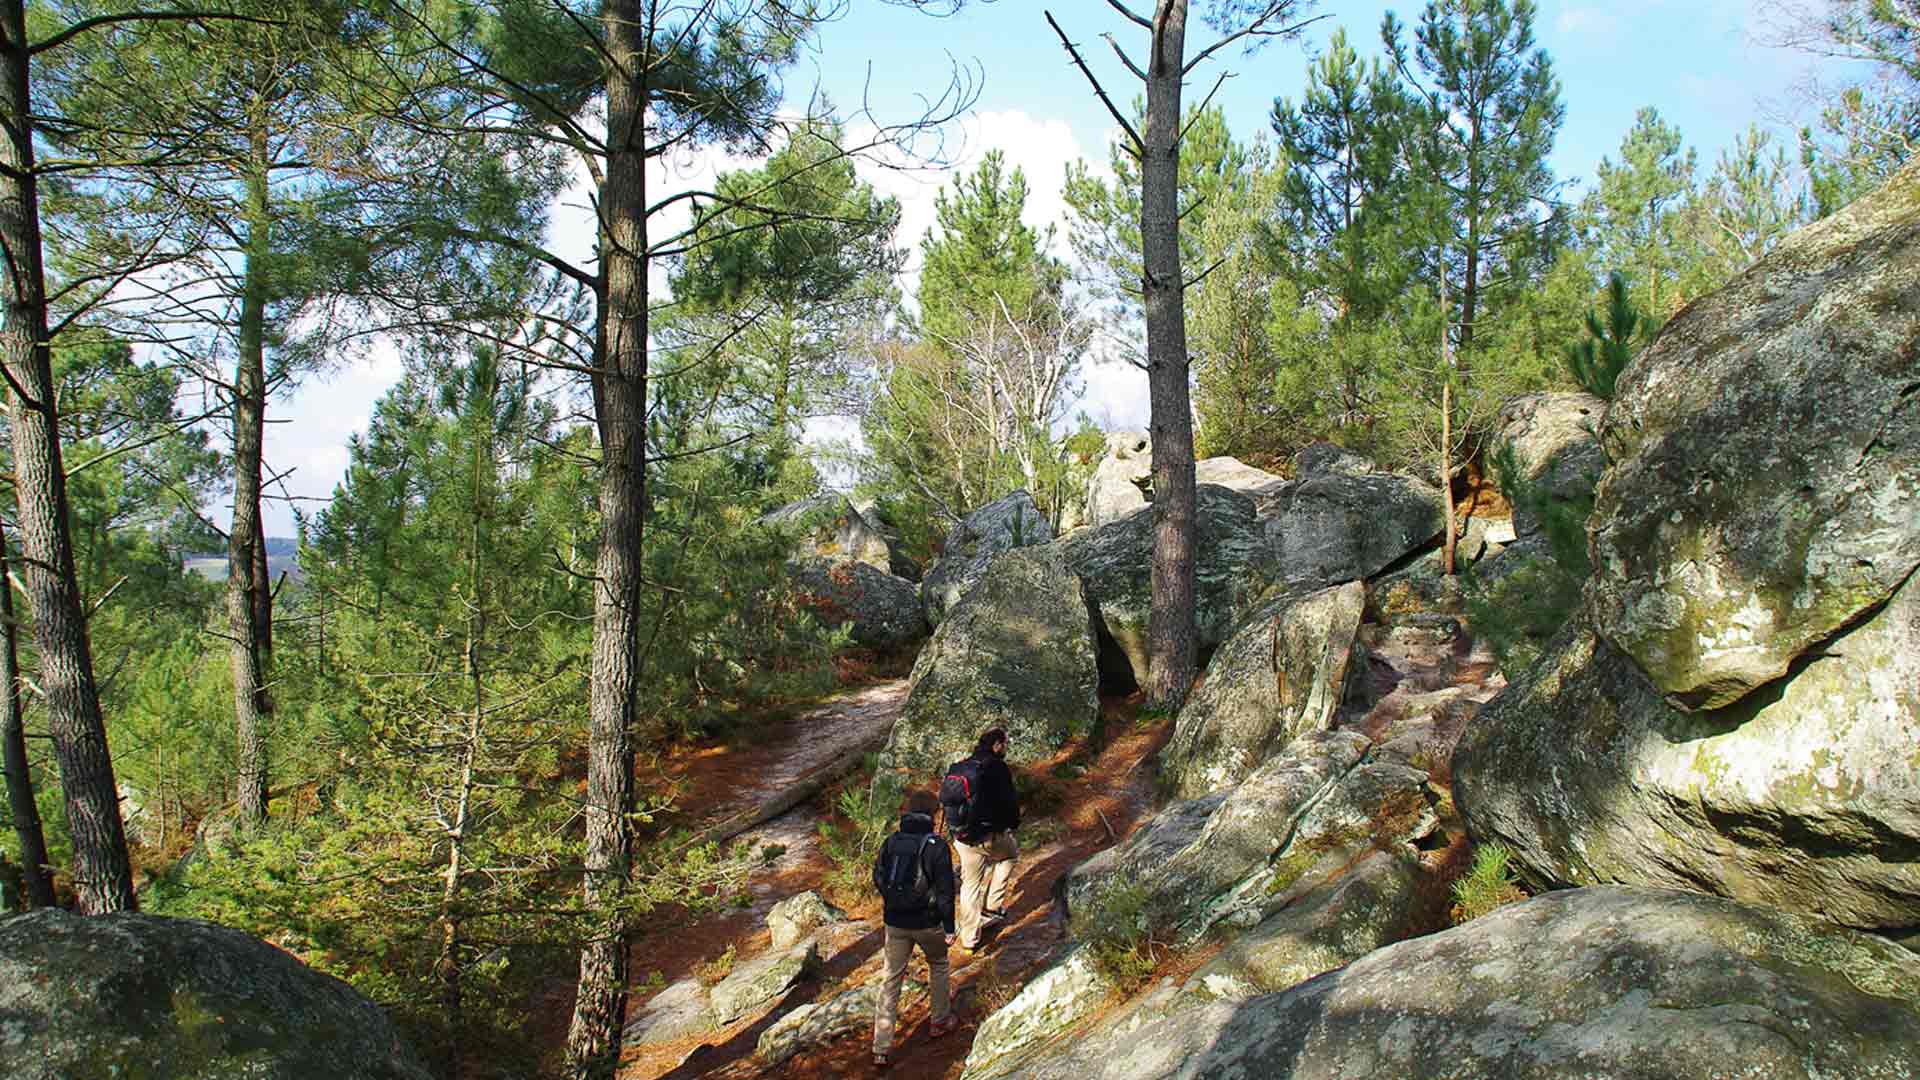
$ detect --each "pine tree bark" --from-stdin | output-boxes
[0,518,54,908]
[0,0,135,913]
[565,2,647,1072]
[228,129,273,828]
[1142,0,1199,709]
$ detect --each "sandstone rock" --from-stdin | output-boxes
[1364,550,1466,624]
[1292,442,1374,478]
[1057,484,1275,687]
[0,910,432,1080]
[1003,886,1920,1080]
[788,558,928,651]
[1194,456,1287,501]
[1262,470,1444,588]
[1063,731,1382,943]
[767,891,845,950]
[1491,392,1605,541]
[960,945,1114,1080]
[852,498,922,582]
[623,977,717,1047]
[755,977,923,1067]
[1588,160,1920,710]
[1159,582,1365,799]
[763,495,893,572]
[710,940,819,1025]
[1084,431,1151,526]
[873,545,1098,810]
[1183,849,1423,1002]
[922,490,1052,627]
[1456,573,1920,938]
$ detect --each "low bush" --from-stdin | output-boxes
[1449,841,1528,924]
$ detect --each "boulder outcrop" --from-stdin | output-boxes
[787,558,928,651]
[1587,158,1920,711]
[1057,484,1275,687]
[1261,468,1444,587]
[1456,576,1920,938]
[762,495,893,573]
[1158,582,1365,799]
[872,545,1098,809]
[0,910,432,1080]
[921,490,1052,627]
[992,887,1920,1080]
[1084,431,1151,526]
[1491,391,1605,540]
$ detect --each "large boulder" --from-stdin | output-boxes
[1159,582,1365,799]
[1057,484,1275,687]
[1065,731,1435,945]
[788,558,928,651]
[1587,160,1920,711]
[0,910,432,1080]
[997,886,1920,1080]
[755,976,924,1067]
[1193,456,1286,501]
[1456,573,1920,939]
[872,545,1098,809]
[1084,431,1151,526]
[922,490,1052,627]
[852,498,922,582]
[762,495,893,573]
[1261,469,1445,588]
[1491,392,1606,540]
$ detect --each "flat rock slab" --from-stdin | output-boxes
[755,977,924,1067]
[1005,886,1920,1080]
[710,939,819,1025]
[623,976,717,1048]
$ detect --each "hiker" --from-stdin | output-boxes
[944,727,1020,950]
[872,788,959,1069]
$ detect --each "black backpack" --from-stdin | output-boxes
[876,831,938,912]
[939,757,985,841]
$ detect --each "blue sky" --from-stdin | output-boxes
[257,0,1843,535]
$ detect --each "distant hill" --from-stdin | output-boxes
[184,537,301,583]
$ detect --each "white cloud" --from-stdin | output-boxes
[1556,8,1622,38]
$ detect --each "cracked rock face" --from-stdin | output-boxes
[1160,582,1366,800]
[1057,484,1277,688]
[1003,886,1920,1080]
[922,490,1053,628]
[0,911,433,1080]
[1587,156,1920,711]
[1456,574,1920,939]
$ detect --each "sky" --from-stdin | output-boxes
[249,0,1848,536]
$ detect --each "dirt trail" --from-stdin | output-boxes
[620,693,1169,1080]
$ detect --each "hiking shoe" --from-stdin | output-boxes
[983,908,1009,924]
[874,1052,891,1070]
[930,1015,960,1039]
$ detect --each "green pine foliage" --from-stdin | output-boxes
[1563,271,1647,401]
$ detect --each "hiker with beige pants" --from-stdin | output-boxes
[870,789,959,1069]
[942,727,1022,950]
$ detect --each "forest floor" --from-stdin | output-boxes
[612,683,1169,1080]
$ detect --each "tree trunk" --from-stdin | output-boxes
[228,125,273,828]
[1142,0,1198,709]
[438,435,489,1080]
[565,3,648,1073]
[0,518,54,908]
[0,0,136,914]
[1439,249,1458,576]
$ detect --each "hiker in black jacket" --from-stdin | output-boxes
[952,727,1020,950]
[871,789,959,1068]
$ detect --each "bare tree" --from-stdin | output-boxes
[1047,0,1318,707]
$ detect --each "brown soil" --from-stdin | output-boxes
[614,694,1172,1080]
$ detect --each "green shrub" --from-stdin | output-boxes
[1563,271,1647,401]
[1076,881,1176,993]
[1450,841,1528,924]
[1465,442,1594,673]
[818,783,894,906]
